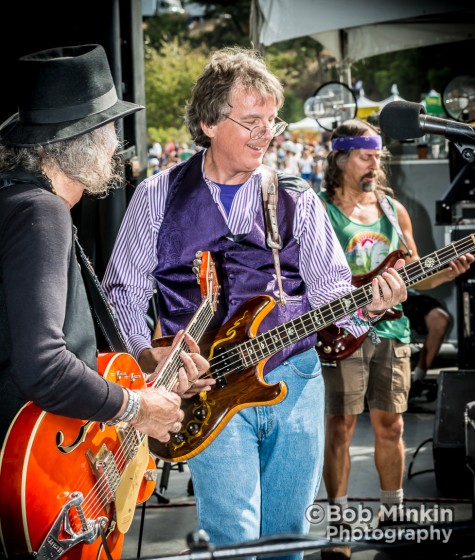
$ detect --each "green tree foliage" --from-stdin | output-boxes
[184,0,251,47]
[144,39,208,143]
[352,40,475,103]
[143,2,474,141]
[143,13,189,51]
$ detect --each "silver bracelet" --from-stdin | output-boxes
[106,388,141,426]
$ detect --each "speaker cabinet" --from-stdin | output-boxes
[433,370,475,497]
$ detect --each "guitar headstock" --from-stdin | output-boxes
[193,251,220,313]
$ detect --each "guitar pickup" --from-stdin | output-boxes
[118,425,141,461]
[211,346,244,388]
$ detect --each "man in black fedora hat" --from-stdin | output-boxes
[0,44,212,448]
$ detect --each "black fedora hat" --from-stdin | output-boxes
[0,44,144,147]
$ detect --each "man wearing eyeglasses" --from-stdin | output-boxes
[103,47,406,559]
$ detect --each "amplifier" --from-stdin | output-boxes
[433,370,475,497]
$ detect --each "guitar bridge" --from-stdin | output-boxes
[87,444,120,503]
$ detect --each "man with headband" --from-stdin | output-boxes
[318,119,473,560]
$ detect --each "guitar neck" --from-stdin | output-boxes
[151,298,215,391]
[224,234,475,367]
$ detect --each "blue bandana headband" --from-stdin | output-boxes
[331,135,382,151]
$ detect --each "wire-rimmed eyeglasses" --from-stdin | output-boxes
[224,115,288,140]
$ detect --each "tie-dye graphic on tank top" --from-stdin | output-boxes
[344,232,391,275]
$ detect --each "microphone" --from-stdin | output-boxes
[379,100,475,145]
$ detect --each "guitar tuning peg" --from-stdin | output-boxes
[192,266,199,276]
[195,250,203,258]
[193,258,202,267]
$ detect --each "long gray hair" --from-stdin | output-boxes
[0,124,123,197]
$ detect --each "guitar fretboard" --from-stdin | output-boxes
[210,234,475,372]
[152,298,215,392]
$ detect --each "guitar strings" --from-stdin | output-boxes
[78,426,143,520]
[152,301,214,391]
[74,301,220,520]
[81,422,163,522]
[83,301,213,519]
[201,237,475,383]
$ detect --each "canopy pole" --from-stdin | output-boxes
[337,29,352,86]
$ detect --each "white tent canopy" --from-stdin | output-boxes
[288,117,325,131]
[356,93,381,109]
[250,0,475,73]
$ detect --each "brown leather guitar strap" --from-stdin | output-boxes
[260,165,286,306]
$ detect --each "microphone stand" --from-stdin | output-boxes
[452,140,475,167]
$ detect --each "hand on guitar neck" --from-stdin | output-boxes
[316,251,407,362]
[364,257,406,316]
[140,331,214,397]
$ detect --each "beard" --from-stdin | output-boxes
[359,173,377,192]
[83,151,124,197]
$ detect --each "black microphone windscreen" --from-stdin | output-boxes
[379,100,426,140]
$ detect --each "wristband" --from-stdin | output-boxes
[106,388,141,426]
[358,306,384,323]
[357,306,382,344]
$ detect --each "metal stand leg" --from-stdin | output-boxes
[136,501,147,559]
[136,459,188,558]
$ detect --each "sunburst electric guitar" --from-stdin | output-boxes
[0,251,219,560]
[149,234,475,464]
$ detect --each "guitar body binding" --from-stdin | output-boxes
[0,353,155,559]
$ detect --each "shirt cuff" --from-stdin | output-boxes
[128,335,152,362]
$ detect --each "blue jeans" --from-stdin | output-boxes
[188,348,324,560]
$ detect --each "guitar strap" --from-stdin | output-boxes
[260,165,286,306]
[377,194,413,256]
[74,227,130,354]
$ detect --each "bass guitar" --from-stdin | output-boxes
[0,251,219,560]
[149,234,475,464]
[315,250,405,362]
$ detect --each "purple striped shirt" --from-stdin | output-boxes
[102,151,368,359]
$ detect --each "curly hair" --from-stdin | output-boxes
[323,119,393,202]
[0,124,123,197]
[185,47,284,148]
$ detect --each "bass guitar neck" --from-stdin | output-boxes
[149,234,475,463]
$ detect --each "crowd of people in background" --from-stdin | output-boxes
[148,133,331,191]
[148,138,199,174]
[255,135,330,192]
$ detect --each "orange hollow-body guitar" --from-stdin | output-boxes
[0,352,155,560]
[0,250,219,560]
[150,234,475,464]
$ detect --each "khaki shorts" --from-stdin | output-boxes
[321,337,411,416]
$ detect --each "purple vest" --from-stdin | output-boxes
[153,153,316,373]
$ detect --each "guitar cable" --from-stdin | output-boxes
[99,525,114,560]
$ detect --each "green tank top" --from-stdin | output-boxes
[319,191,411,343]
